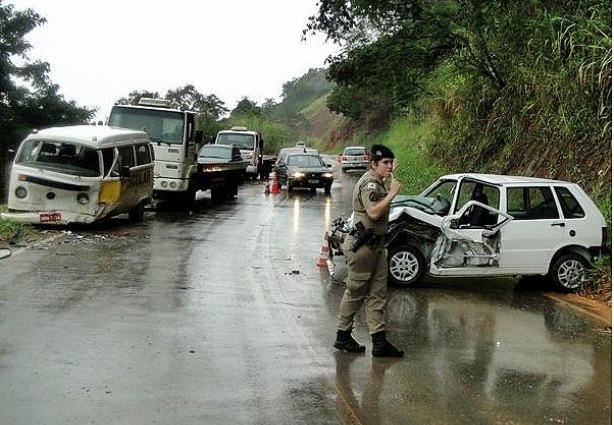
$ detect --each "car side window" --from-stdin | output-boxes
[506,187,559,220]
[118,146,135,168]
[454,181,499,213]
[135,143,152,165]
[554,186,586,218]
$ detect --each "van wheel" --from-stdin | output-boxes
[129,201,145,222]
[388,244,426,286]
[549,253,589,292]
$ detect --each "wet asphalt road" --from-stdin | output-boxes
[0,159,611,425]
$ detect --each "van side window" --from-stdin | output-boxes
[507,187,559,220]
[555,186,585,218]
[118,146,135,168]
[135,143,152,165]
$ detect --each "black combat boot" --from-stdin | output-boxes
[371,331,404,358]
[334,329,366,353]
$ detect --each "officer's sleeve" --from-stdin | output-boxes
[358,179,384,211]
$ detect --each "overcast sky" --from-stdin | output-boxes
[9,0,339,121]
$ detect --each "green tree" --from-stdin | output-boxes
[1,1,93,197]
[231,97,261,117]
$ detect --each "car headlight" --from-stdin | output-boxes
[77,193,89,205]
[292,172,305,178]
[323,173,333,178]
[15,186,27,199]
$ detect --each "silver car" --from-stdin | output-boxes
[339,146,369,172]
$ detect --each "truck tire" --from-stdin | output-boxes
[184,180,197,208]
[211,188,221,203]
[128,201,145,222]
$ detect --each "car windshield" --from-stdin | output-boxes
[344,148,365,156]
[287,155,325,168]
[199,145,231,160]
[16,139,101,177]
[216,133,255,150]
[422,180,457,204]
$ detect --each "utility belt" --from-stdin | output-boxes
[350,222,385,252]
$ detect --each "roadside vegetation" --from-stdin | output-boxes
[0,216,31,247]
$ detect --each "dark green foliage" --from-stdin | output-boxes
[231,97,261,118]
[278,68,335,116]
[306,0,611,193]
[1,1,94,199]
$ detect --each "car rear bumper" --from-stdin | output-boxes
[341,162,368,170]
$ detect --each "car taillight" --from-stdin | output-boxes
[364,152,370,161]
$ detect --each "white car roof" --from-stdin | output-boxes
[26,125,150,149]
[441,173,567,186]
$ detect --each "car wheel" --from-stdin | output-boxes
[324,183,332,194]
[128,201,145,222]
[387,244,426,286]
[286,177,293,192]
[549,253,589,292]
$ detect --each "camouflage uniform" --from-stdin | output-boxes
[338,169,390,334]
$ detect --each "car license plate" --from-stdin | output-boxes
[308,179,319,184]
[40,211,62,223]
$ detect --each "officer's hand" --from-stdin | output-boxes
[390,178,402,196]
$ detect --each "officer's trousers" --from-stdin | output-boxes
[337,239,388,335]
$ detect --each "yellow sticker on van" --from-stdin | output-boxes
[99,180,121,203]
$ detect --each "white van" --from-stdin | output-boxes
[2,125,154,224]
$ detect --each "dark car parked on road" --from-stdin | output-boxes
[275,153,334,194]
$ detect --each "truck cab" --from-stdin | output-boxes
[107,98,203,204]
[214,126,266,179]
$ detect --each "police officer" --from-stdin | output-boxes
[333,144,404,357]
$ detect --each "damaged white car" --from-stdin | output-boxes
[328,174,608,292]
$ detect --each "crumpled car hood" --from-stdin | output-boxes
[389,204,442,228]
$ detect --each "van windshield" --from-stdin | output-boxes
[216,133,255,150]
[16,140,101,177]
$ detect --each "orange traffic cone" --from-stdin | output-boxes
[317,232,330,267]
[263,180,271,194]
[270,172,281,194]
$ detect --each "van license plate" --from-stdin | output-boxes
[40,211,61,223]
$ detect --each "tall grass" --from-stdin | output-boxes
[0,216,31,245]
[351,114,448,195]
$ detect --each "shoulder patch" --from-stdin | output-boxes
[367,182,377,190]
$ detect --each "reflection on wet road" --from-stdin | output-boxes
[0,164,610,425]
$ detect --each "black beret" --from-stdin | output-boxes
[370,144,395,160]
